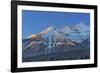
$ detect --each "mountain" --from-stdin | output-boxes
[59,22,90,43]
[22,22,90,62]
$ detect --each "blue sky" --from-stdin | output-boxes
[22,10,90,38]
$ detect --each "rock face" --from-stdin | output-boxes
[22,23,90,62]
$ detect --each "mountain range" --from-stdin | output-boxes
[22,22,90,62]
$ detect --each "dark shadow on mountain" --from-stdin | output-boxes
[22,36,90,62]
